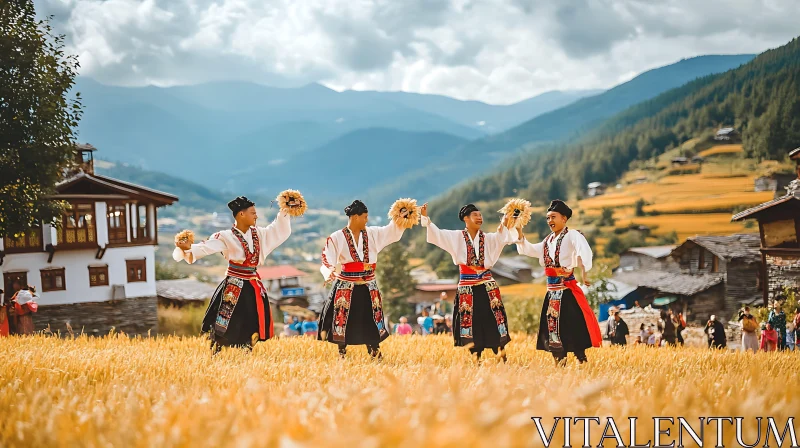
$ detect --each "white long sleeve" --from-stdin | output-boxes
[320,235,340,281]
[422,216,462,263]
[256,210,292,261]
[570,230,593,272]
[516,229,592,271]
[172,236,227,264]
[369,221,406,253]
[516,239,544,259]
[421,216,520,268]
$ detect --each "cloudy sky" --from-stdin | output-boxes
[38,0,799,104]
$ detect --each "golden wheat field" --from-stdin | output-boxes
[1,334,798,447]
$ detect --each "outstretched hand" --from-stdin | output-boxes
[420,203,428,217]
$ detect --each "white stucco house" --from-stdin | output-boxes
[0,144,178,335]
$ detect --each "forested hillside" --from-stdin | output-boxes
[428,38,800,230]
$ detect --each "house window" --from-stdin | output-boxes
[107,204,128,244]
[41,268,66,292]
[3,272,28,296]
[3,226,43,253]
[126,259,147,283]
[58,203,96,246]
[89,266,109,287]
[135,204,149,241]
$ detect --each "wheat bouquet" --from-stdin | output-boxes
[276,189,308,217]
[388,198,421,229]
[498,198,533,228]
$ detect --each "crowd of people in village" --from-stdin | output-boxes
[605,300,800,352]
[392,308,454,336]
[0,280,40,337]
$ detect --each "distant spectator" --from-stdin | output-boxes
[676,312,687,345]
[761,323,778,352]
[661,310,677,346]
[395,316,413,336]
[610,312,629,346]
[738,306,759,353]
[432,315,448,335]
[418,309,433,335]
[301,316,318,338]
[768,302,788,350]
[704,315,727,349]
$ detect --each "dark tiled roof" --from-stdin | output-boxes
[686,234,761,261]
[731,195,798,221]
[614,270,723,296]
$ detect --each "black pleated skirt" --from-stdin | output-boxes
[318,284,384,346]
[537,288,593,354]
[453,283,510,350]
[202,278,272,347]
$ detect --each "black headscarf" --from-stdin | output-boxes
[228,196,255,216]
[459,204,479,221]
[345,200,368,216]
[547,199,572,219]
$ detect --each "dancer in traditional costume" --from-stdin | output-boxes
[318,199,418,359]
[515,200,602,365]
[173,192,306,352]
[420,202,519,362]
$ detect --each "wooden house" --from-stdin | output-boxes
[714,127,739,141]
[586,182,606,197]
[0,144,178,335]
[618,245,677,271]
[732,180,800,305]
[613,234,760,322]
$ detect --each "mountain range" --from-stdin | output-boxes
[426,39,800,230]
[81,54,757,211]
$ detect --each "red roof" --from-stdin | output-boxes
[257,265,307,280]
[415,283,458,292]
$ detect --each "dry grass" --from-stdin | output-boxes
[697,144,744,158]
[500,282,547,300]
[617,214,753,240]
[0,334,798,447]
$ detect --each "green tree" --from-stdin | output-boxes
[599,207,616,226]
[155,261,189,280]
[1,1,83,236]
[634,198,646,217]
[376,242,417,321]
[605,235,623,257]
[586,265,617,312]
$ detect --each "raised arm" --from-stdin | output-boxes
[516,235,544,259]
[484,220,522,260]
[173,232,227,264]
[320,235,340,282]
[420,204,462,258]
[369,220,406,254]
[257,210,292,257]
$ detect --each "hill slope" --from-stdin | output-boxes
[458,54,756,158]
[73,79,594,190]
[233,128,468,207]
[427,38,800,230]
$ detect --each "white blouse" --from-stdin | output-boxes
[172,211,292,265]
[320,222,406,281]
[421,216,520,269]
[516,229,593,271]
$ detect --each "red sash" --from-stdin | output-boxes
[544,267,602,348]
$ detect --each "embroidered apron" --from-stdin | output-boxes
[456,230,510,346]
[543,227,602,351]
[328,227,389,343]
[214,227,273,340]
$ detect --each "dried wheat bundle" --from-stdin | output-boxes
[388,198,420,229]
[174,229,195,245]
[498,198,533,228]
[276,189,307,217]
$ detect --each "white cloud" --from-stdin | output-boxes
[37,0,800,104]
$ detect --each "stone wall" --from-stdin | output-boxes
[766,254,800,300]
[33,296,157,337]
